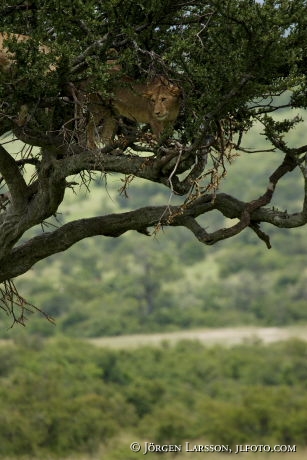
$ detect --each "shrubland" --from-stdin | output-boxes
[0,337,307,458]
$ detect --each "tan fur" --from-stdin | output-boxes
[0,32,55,127]
[86,76,182,148]
[0,33,32,75]
[0,32,51,69]
[0,32,29,48]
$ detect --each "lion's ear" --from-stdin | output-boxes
[169,84,182,97]
[143,90,153,99]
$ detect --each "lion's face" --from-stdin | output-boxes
[145,82,181,122]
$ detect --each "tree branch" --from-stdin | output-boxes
[70,35,110,73]
[1,159,307,283]
[0,144,28,210]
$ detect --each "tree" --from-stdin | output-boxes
[1,0,307,318]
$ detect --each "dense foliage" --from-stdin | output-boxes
[1,0,307,317]
[0,337,306,457]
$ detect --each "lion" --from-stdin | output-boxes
[0,32,52,70]
[0,32,28,70]
[85,76,182,148]
[0,32,55,126]
[0,33,182,148]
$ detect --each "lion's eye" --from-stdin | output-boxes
[151,98,156,103]
[161,97,167,102]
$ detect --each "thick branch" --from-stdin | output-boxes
[0,205,182,281]
[0,146,66,259]
[2,179,307,282]
[25,141,201,195]
[0,144,28,210]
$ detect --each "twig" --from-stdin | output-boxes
[0,279,55,327]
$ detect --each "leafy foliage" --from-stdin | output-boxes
[0,337,307,457]
[1,0,307,307]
